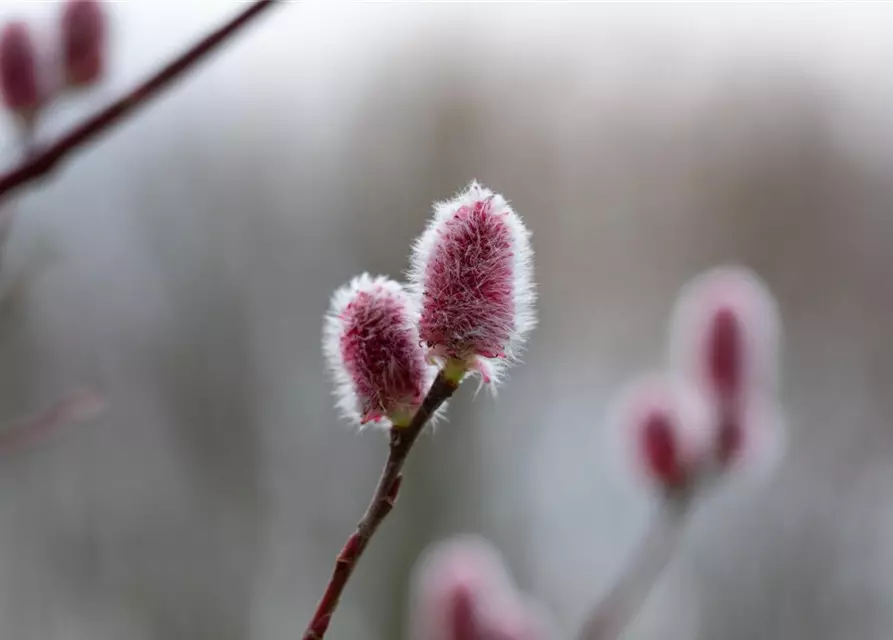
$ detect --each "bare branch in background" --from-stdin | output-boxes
[0,0,277,203]
[578,495,690,640]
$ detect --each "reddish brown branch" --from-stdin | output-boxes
[303,372,460,640]
[0,0,278,202]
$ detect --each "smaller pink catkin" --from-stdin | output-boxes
[0,21,40,120]
[61,0,106,89]
[409,536,548,640]
[409,182,535,385]
[668,265,782,400]
[611,373,716,491]
[323,274,432,428]
[667,265,784,470]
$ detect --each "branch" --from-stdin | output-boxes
[0,0,278,202]
[303,371,460,640]
[0,387,104,457]
[578,492,691,640]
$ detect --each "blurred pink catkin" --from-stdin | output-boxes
[61,0,107,89]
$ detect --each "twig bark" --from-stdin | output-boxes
[578,493,691,640]
[0,0,278,202]
[302,371,460,640]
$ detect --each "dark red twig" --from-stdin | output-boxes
[0,0,278,202]
[303,372,460,640]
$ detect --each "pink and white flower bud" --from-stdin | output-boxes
[0,21,40,122]
[668,265,781,401]
[410,536,547,640]
[323,274,431,428]
[668,266,783,468]
[612,374,716,491]
[409,182,535,385]
[60,0,106,89]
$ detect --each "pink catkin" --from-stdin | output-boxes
[61,0,106,89]
[0,21,39,116]
[668,266,783,469]
[706,306,743,399]
[641,410,684,489]
[410,182,535,384]
[706,306,746,462]
[447,583,485,640]
[612,374,716,491]
[421,196,513,359]
[410,536,546,640]
[669,265,781,398]
[323,275,430,427]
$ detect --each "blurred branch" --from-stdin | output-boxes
[578,493,690,640]
[0,387,104,456]
[0,0,278,203]
[303,372,459,640]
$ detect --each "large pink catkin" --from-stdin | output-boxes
[323,274,432,428]
[0,21,40,118]
[61,0,107,89]
[409,182,535,385]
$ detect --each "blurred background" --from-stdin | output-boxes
[0,1,892,638]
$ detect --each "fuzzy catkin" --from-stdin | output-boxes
[323,274,431,428]
[409,182,535,385]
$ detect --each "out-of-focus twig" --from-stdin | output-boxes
[302,372,460,640]
[578,493,690,640]
[0,387,105,456]
[0,0,278,203]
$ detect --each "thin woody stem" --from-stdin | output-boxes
[578,492,691,640]
[302,371,460,640]
[0,0,278,203]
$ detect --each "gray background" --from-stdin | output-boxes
[0,2,890,639]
